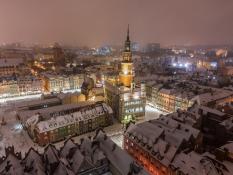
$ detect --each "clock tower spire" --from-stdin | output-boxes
[119,25,134,87]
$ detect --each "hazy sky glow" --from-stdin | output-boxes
[0,0,233,46]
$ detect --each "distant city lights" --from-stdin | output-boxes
[210,62,217,67]
[172,62,190,68]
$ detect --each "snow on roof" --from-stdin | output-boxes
[199,105,226,116]
[220,117,233,130]
[126,122,179,166]
[69,148,85,173]
[95,130,149,175]
[171,151,205,175]
[197,90,233,105]
[0,58,23,67]
[22,148,45,175]
[171,151,233,175]
[18,101,95,122]
[36,113,76,133]
[221,142,233,153]
[102,103,113,114]
[60,139,77,158]
[159,88,172,94]
[125,115,200,167]
[41,73,84,82]
[0,154,24,175]
[154,116,200,140]
[25,114,40,127]
[127,122,164,144]
[44,145,59,164]
[53,161,75,175]
[167,110,199,126]
[16,97,61,110]
[0,133,148,175]
[28,102,112,133]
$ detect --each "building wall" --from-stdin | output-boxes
[123,135,172,175]
[0,78,43,98]
[146,84,193,113]
[31,105,113,146]
[104,82,120,120]
[0,66,18,76]
[104,82,146,123]
[43,74,84,92]
[120,97,146,123]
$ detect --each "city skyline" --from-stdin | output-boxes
[1,2,233,174]
[0,0,233,47]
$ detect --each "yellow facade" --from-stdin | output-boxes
[119,73,133,87]
[119,61,134,87]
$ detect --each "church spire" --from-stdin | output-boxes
[124,24,131,52]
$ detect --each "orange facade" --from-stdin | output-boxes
[119,73,133,87]
[124,135,172,175]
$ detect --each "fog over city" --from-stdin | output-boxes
[0,0,233,46]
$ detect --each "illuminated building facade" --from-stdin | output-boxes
[43,73,84,93]
[0,76,43,98]
[119,26,134,87]
[0,58,24,76]
[104,27,146,123]
[123,115,202,175]
[145,81,232,113]
[146,82,195,113]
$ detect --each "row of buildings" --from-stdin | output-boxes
[146,80,233,113]
[0,58,25,76]
[17,100,113,146]
[0,72,85,98]
[0,58,42,98]
[0,130,149,175]
[42,73,84,93]
[0,75,43,98]
[123,104,233,175]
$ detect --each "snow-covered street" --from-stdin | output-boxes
[145,104,167,121]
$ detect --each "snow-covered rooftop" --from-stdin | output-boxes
[125,115,200,166]
[0,58,23,67]
[0,132,149,175]
[25,102,113,133]
[171,151,233,175]
[18,101,95,122]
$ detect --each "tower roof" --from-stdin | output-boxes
[124,25,131,52]
[127,24,130,42]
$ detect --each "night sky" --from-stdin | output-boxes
[0,0,233,46]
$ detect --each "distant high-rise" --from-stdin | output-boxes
[53,43,65,66]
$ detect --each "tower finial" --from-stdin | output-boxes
[127,24,130,41]
[124,24,131,52]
